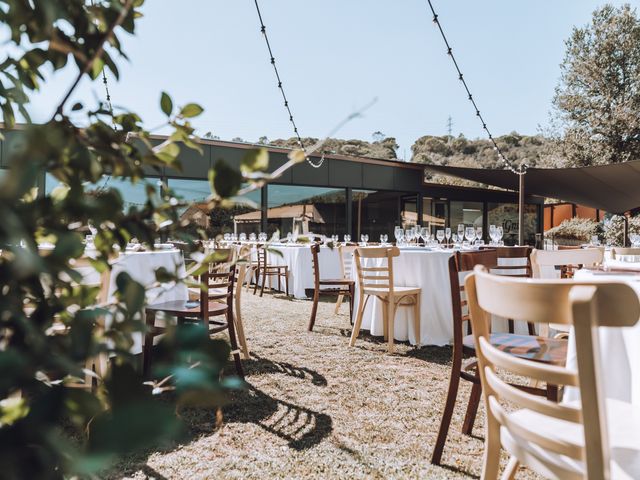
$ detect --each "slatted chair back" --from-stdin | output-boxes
[495,246,532,278]
[200,249,235,319]
[310,243,322,290]
[530,247,604,278]
[449,249,498,342]
[256,244,269,271]
[338,245,357,280]
[465,267,640,480]
[353,246,400,296]
[611,247,640,260]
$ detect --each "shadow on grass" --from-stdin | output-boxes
[404,345,452,365]
[243,353,328,386]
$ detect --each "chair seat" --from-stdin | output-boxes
[501,398,640,479]
[146,300,228,317]
[363,285,421,297]
[463,332,567,366]
[319,278,354,285]
[188,287,227,301]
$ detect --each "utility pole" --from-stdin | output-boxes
[446,116,453,143]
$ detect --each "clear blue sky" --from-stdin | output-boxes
[25,0,637,159]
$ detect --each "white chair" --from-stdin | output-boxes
[530,247,604,279]
[350,246,421,354]
[466,266,640,479]
[611,247,640,260]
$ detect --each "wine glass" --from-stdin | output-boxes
[475,226,483,244]
[496,226,504,245]
[380,234,388,245]
[249,232,256,242]
[344,234,351,243]
[406,227,415,245]
[286,232,292,243]
[489,224,497,245]
[445,227,451,245]
[465,227,476,245]
[436,229,445,245]
[457,224,465,242]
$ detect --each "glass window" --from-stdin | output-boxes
[450,201,484,232]
[168,179,261,235]
[422,197,448,234]
[267,185,346,238]
[352,190,415,240]
[487,202,539,246]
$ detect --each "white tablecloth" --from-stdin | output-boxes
[351,249,536,346]
[566,269,640,406]
[81,249,188,354]
[254,244,342,299]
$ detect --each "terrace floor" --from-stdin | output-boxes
[109,291,539,479]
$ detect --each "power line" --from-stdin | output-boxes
[252,0,323,168]
[426,0,525,175]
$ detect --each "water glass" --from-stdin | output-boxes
[445,227,451,245]
[465,227,476,244]
[394,227,404,244]
[239,233,247,242]
[286,232,292,243]
[458,224,465,240]
[436,229,445,245]
[476,226,483,243]
[344,234,351,243]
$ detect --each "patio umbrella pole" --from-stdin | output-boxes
[518,172,525,246]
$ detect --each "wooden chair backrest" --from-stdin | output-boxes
[354,246,400,295]
[530,247,604,278]
[495,246,533,277]
[611,247,640,259]
[200,249,235,318]
[310,243,322,289]
[338,245,357,280]
[465,267,639,479]
[256,244,268,269]
[448,249,498,344]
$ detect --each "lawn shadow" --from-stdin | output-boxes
[243,353,328,386]
[404,345,452,365]
[223,384,333,451]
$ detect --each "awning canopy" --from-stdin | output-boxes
[424,160,640,214]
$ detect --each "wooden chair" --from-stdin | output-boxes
[144,250,243,378]
[431,249,565,466]
[495,246,535,334]
[253,244,289,297]
[530,247,604,279]
[349,246,421,354]
[611,247,640,260]
[466,267,640,479]
[334,245,357,314]
[308,243,355,331]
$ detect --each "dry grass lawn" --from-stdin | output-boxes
[108,290,540,479]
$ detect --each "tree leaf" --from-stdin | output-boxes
[160,92,172,117]
[180,103,203,118]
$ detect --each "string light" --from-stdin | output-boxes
[426,0,526,175]
[252,0,324,168]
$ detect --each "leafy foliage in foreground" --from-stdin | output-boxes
[0,1,274,477]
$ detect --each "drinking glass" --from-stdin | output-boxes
[457,224,465,242]
[436,229,445,244]
[406,228,415,245]
[394,227,403,244]
[475,226,483,243]
[344,234,351,243]
[445,227,451,245]
[489,224,497,245]
[239,233,246,242]
[496,226,504,245]
[286,232,292,243]
[380,234,388,245]
[223,233,230,242]
[249,232,256,242]
[465,227,476,244]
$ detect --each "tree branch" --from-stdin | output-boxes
[51,0,135,120]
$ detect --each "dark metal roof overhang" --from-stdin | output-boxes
[424,161,640,214]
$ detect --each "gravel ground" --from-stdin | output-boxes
[108,290,540,479]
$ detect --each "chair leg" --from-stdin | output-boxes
[260,269,267,297]
[387,300,395,354]
[143,310,156,378]
[507,318,514,334]
[225,310,244,379]
[527,321,536,336]
[413,294,421,348]
[253,267,260,295]
[233,310,250,360]
[349,294,366,347]
[308,288,319,332]
[348,285,354,325]
[277,270,281,292]
[334,293,344,314]
[381,299,389,341]
[462,381,482,435]
[482,409,502,480]
[501,456,520,480]
[432,359,463,465]
[285,268,289,296]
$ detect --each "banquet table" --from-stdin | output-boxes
[79,248,188,354]
[253,244,342,299]
[565,267,640,406]
[350,247,537,347]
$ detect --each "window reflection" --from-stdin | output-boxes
[352,190,416,239]
[450,201,483,230]
[267,185,345,237]
[487,203,538,246]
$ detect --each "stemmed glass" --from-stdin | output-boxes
[496,226,504,245]
[406,227,415,245]
[286,232,292,243]
[445,227,451,246]
[436,229,445,245]
[380,234,388,245]
[465,226,476,245]
[344,234,351,243]
[360,234,369,246]
[475,226,483,245]
[489,225,497,245]
[458,224,465,243]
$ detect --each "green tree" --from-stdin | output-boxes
[552,4,640,166]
